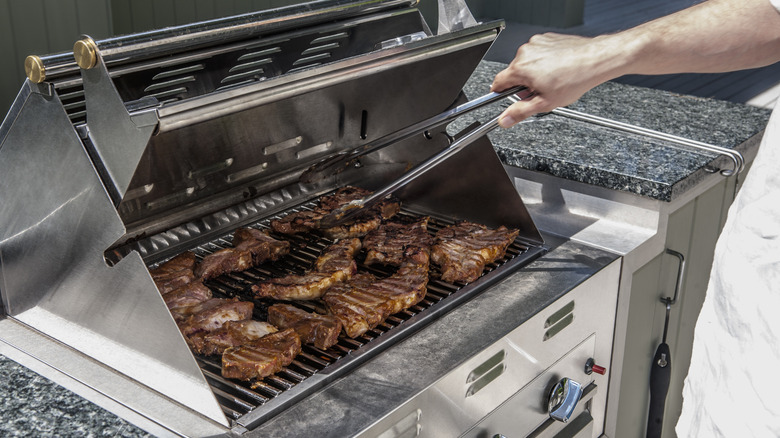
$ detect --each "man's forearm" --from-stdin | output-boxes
[602,0,780,79]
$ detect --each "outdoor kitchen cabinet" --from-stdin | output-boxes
[504,151,758,438]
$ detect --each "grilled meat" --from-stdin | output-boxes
[313,237,362,277]
[431,221,519,283]
[162,282,212,310]
[233,227,291,264]
[365,246,430,315]
[150,252,197,294]
[323,273,390,338]
[250,272,340,301]
[269,209,321,235]
[267,304,342,350]
[324,246,430,338]
[363,216,432,267]
[319,189,401,240]
[174,298,254,337]
[195,227,290,280]
[251,238,361,300]
[191,320,278,356]
[195,248,253,281]
[270,186,400,238]
[222,329,301,380]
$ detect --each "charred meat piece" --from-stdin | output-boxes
[150,252,197,294]
[250,272,340,301]
[324,246,430,338]
[233,227,291,264]
[222,329,301,380]
[268,186,369,236]
[365,246,430,315]
[195,248,253,281]
[251,238,361,301]
[319,192,401,240]
[175,298,254,337]
[313,237,362,277]
[191,320,278,356]
[162,282,212,310]
[431,221,519,284]
[363,216,433,267]
[269,209,321,235]
[320,216,382,240]
[269,186,400,238]
[195,228,290,280]
[322,273,385,338]
[267,304,342,350]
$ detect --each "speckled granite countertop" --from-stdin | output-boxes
[457,61,772,201]
[0,353,150,437]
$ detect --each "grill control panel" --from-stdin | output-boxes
[358,259,620,438]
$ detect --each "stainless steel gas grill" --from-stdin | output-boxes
[0,1,620,436]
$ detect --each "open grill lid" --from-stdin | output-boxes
[0,0,542,430]
[71,0,516,245]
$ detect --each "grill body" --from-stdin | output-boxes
[0,1,620,436]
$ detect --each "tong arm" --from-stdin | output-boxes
[299,86,531,183]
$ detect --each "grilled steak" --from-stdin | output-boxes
[195,227,290,280]
[267,304,342,350]
[233,227,291,264]
[269,209,321,235]
[270,186,400,238]
[151,252,197,294]
[323,273,390,338]
[222,329,301,380]
[324,246,430,338]
[251,238,361,300]
[431,221,519,283]
[365,246,430,315]
[162,282,212,310]
[191,320,278,356]
[319,189,401,240]
[175,298,254,337]
[195,248,253,281]
[363,216,432,267]
[313,237,362,277]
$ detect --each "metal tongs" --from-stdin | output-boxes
[317,86,534,228]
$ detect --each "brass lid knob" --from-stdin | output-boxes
[24,55,46,83]
[73,38,98,70]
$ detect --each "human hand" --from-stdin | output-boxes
[491,33,613,128]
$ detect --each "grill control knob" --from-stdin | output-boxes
[548,377,583,423]
[585,358,607,375]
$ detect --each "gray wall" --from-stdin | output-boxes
[1,0,112,118]
[0,0,310,118]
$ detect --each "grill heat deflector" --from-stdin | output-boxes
[149,204,546,428]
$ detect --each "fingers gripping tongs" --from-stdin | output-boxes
[316,86,533,228]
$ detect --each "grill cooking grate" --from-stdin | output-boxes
[151,206,543,425]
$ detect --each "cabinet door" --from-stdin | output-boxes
[614,174,737,438]
[658,176,735,436]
